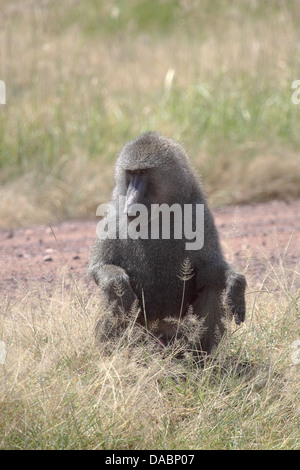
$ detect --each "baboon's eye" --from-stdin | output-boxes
[128,170,135,175]
[140,169,147,175]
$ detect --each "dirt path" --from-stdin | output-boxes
[1,199,299,298]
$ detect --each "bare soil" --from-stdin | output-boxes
[1,199,299,299]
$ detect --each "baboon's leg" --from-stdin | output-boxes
[191,287,226,355]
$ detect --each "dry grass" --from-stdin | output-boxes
[0,257,299,450]
[1,1,300,227]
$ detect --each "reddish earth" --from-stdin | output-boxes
[1,199,299,299]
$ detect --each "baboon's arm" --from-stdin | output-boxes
[90,263,138,314]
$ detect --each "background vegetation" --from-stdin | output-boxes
[0,0,300,227]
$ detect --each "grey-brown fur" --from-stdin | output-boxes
[88,132,246,354]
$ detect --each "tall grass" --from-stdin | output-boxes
[0,257,299,450]
[0,1,300,227]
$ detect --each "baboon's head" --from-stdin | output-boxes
[114,132,200,217]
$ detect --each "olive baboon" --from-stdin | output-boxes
[88,132,246,354]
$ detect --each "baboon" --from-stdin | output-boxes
[88,132,246,354]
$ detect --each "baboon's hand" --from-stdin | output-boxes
[98,265,138,315]
[225,272,247,325]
